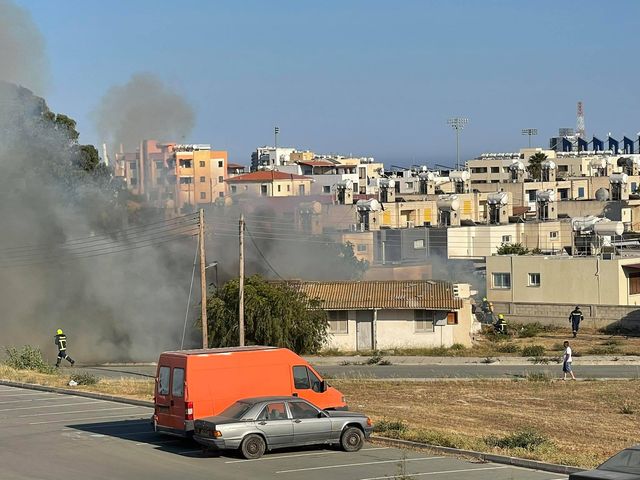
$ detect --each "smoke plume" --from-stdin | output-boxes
[0,0,48,94]
[93,73,195,151]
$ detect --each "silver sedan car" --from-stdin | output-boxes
[193,396,373,459]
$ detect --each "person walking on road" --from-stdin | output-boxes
[569,306,583,338]
[561,341,575,380]
[54,329,75,368]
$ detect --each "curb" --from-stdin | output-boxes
[0,380,154,408]
[370,435,582,475]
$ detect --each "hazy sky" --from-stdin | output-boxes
[15,0,640,167]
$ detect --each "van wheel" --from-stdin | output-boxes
[240,434,266,459]
[340,427,364,452]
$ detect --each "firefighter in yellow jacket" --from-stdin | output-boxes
[54,329,75,367]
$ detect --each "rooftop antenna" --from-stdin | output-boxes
[577,101,585,138]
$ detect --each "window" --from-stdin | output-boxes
[277,185,281,192]
[471,167,487,173]
[199,176,206,183]
[219,192,224,198]
[171,367,184,397]
[492,272,511,289]
[231,185,237,193]
[323,185,331,194]
[328,310,348,334]
[550,231,558,239]
[528,273,541,287]
[527,190,536,201]
[414,310,434,332]
[158,366,170,395]
[199,161,206,168]
[629,272,640,295]
[308,369,323,392]
[405,182,414,189]
[130,178,138,186]
[287,184,291,192]
[260,185,268,196]
[200,192,206,200]
[218,160,223,168]
[258,402,288,421]
[501,235,511,243]
[413,239,425,249]
[129,162,137,170]
[357,244,367,252]
[179,159,192,168]
[578,187,585,198]
[491,167,500,173]
[179,177,193,184]
[218,176,223,183]
[292,366,310,389]
[447,312,458,325]
[289,401,320,419]
[558,165,569,172]
[298,184,305,195]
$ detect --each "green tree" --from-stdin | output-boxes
[496,242,529,255]
[205,274,329,353]
[527,152,547,181]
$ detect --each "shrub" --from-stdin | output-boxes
[69,372,98,386]
[378,359,392,366]
[496,343,520,353]
[450,343,466,351]
[518,322,544,338]
[522,345,545,357]
[374,419,408,437]
[4,346,55,374]
[619,402,635,415]
[366,351,384,365]
[485,429,549,450]
[602,339,622,346]
[586,345,621,355]
[526,372,551,382]
[413,430,462,448]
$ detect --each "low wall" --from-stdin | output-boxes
[492,302,640,332]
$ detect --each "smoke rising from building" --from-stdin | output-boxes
[0,0,49,94]
[93,73,195,152]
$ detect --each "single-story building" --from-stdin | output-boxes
[292,280,475,352]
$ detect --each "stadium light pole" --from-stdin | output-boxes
[522,128,538,148]
[447,117,468,170]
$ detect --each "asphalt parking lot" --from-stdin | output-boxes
[0,385,570,480]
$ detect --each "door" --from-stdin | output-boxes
[291,365,326,407]
[356,310,373,351]
[155,365,172,428]
[169,367,186,427]
[255,402,294,448]
[288,400,332,446]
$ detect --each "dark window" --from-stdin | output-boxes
[327,311,348,334]
[491,167,500,173]
[220,401,252,419]
[323,185,331,193]
[630,272,640,295]
[199,161,206,167]
[293,366,310,389]
[492,272,511,289]
[307,368,323,393]
[129,162,137,170]
[260,185,268,196]
[231,185,237,193]
[179,159,192,168]
[199,176,206,183]
[257,402,288,421]
[158,366,170,395]
[277,185,281,192]
[218,160,224,168]
[130,178,138,186]
[179,177,193,185]
[218,192,224,197]
[289,401,320,419]
[200,192,206,199]
[218,176,223,183]
[171,368,184,397]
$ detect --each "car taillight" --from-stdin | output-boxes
[185,401,194,420]
[366,417,372,427]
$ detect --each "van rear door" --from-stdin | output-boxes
[155,362,187,433]
[155,365,172,429]
[169,366,187,430]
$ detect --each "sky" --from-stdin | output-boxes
[13,0,640,167]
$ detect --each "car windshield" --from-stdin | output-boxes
[598,448,640,474]
[220,401,253,420]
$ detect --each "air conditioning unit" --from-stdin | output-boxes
[406,221,415,228]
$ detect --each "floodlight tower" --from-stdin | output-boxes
[577,101,585,138]
[447,117,468,170]
[521,128,538,148]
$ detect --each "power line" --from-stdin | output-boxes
[245,225,286,280]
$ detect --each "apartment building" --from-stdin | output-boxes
[225,170,312,197]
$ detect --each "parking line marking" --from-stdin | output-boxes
[0,397,69,404]
[358,465,510,480]
[0,392,60,397]
[0,401,102,412]
[225,447,390,464]
[275,456,443,473]
[30,413,149,425]
[19,406,145,418]
[62,421,150,431]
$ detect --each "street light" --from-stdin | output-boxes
[205,261,219,291]
[521,128,538,148]
[447,117,469,170]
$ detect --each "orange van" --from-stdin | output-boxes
[153,346,347,436]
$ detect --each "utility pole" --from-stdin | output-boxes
[238,214,245,347]
[199,209,208,349]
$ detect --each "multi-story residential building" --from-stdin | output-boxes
[225,170,312,197]
[250,146,296,170]
[115,141,228,211]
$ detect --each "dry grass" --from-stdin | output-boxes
[333,378,640,468]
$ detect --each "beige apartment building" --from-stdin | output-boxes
[225,170,313,197]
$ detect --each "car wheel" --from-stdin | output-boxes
[240,434,266,459]
[340,427,364,452]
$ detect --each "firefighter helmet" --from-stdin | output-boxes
[56,329,63,335]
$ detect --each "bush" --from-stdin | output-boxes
[586,345,621,355]
[526,372,551,382]
[366,351,384,365]
[619,402,635,415]
[4,346,55,374]
[450,343,466,351]
[375,419,408,437]
[485,429,549,450]
[518,322,544,338]
[522,345,546,357]
[496,343,521,353]
[69,372,98,386]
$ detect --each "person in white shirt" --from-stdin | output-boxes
[562,340,576,380]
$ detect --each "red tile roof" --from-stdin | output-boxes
[226,171,311,182]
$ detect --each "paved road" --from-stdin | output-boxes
[0,385,569,480]
[79,363,640,380]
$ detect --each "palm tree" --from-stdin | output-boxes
[527,152,547,180]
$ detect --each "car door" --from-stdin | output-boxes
[288,400,332,446]
[255,402,294,448]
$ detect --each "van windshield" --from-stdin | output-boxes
[220,401,253,420]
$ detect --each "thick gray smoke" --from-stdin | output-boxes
[0,82,197,363]
[93,73,195,151]
[0,0,48,94]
